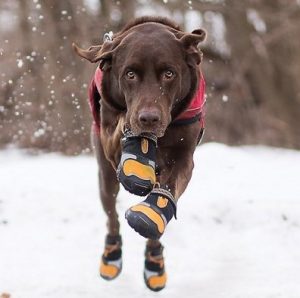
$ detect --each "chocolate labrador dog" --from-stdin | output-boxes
[73,16,206,291]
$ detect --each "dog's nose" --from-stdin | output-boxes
[138,111,161,126]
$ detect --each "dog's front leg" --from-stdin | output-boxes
[159,150,195,201]
[126,144,196,240]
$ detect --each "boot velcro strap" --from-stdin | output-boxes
[103,234,122,261]
[151,188,177,219]
[145,243,164,257]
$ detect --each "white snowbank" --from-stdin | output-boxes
[1,143,300,297]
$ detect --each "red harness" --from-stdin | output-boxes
[88,68,206,133]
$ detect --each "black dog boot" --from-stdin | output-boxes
[99,234,122,280]
[117,128,157,196]
[144,243,167,291]
[125,188,177,240]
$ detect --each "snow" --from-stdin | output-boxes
[1,143,300,297]
[16,59,23,68]
[222,94,229,102]
[247,9,267,33]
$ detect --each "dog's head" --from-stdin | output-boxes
[73,18,206,137]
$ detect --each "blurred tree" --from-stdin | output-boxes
[215,0,300,147]
[0,0,299,153]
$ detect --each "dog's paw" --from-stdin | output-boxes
[99,234,122,281]
[144,244,167,292]
[125,189,176,240]
[117,134,157,196]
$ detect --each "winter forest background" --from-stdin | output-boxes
[1,0,300,154]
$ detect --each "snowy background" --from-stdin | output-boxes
[1,143,300,297]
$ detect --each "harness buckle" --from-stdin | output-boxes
[103,31,113,42]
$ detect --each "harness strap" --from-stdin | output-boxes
[170,113,202,126]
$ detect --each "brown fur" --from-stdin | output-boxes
[74,17,206,245]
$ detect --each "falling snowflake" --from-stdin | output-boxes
[222,95,229,102]
[34,128,46,138]
[17,59,24,68]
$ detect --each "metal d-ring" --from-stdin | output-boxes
[103,31,113,42]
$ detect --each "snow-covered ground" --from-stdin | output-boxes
[1,143,300,298]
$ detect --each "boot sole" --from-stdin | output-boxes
[125,209,161,240]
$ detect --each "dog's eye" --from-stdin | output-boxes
[126,71,136,80]
[164,70,174,80]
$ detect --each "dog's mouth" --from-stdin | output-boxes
[128,121,167,138]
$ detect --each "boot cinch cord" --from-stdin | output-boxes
[122,124,158,146]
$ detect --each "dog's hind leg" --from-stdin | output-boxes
[91,126,122,280]
[144,239,167,292]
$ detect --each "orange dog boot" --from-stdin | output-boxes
[117,129,157,196]
[125,188,177,240]
[144,244,167,291]
[99,235,122,280]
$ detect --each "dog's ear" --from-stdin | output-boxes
[180,29,206,65]
[72,43,103,63]
[72,42,115,70]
